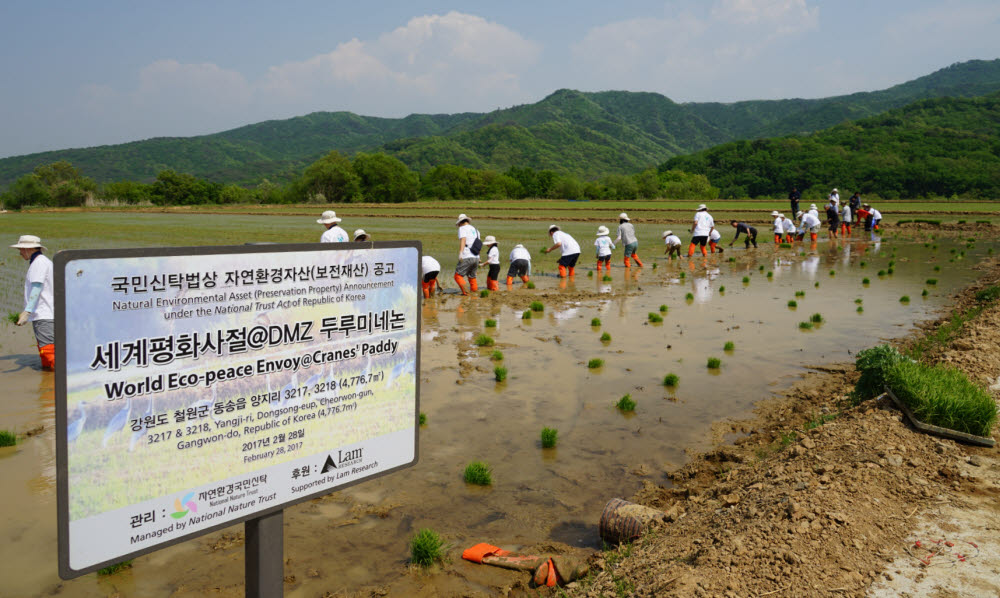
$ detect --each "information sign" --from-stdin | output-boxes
[55,242,420,578]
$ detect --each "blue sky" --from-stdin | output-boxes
[1,0,998,158]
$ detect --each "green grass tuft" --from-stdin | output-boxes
[719,285,726,293]
[899,295,910,303]
[857,306,864,313]
[491,350,503,361]
[615,394,636,412]
[742,276,750,283]
[787,300,797,308]
[588,358,604,369]
[723,341,735,351]
[810,313,823,323]
[494,366,507,382]
[663,373,679,387]
[707,357,721,369]
[659,304,668,313]
[0,430,17,447]
[474,334,495,347]
[759,265,765,271]
[829,270,835,276]
[685,292,694,301]
[522,310,531,320]
[680,271,686,278]
[588,270,594,277]
[922,289,929,297]
[648,312,663,323]
[885,361,998,438]
[541,427,558,448]
[419,413,427,426]
[877,270,887,276]
[767,271,774,278]
[530,301,544,312]
[484,319,497,328]
[975,286,1000,303]
[600,332,612,342]
[591,317,601,327]
[860,261,866,267]
[97,560,133,576]
[463,461,493,485]
[479,289,489,298]
[799,321,814,330]
[795,290,805,297]
[526,281,536,289]
[410,529,446,567]
[854,298,863,304]
[602,275,613,282]
[814,282,820,288]
[887,268,894,275]
[862,277,871,285]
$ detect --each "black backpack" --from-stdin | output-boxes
[469,228,483,256]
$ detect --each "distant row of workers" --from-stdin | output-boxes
[771,201,882,244]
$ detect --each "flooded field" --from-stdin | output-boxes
[1,212,997,596]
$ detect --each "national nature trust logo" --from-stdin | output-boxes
[171,492,198,519]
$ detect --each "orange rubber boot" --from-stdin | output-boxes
[596,261,602,272]
[633,253,643,267]
[520,276,530,284]
[469,278,478,292]
[490,278,499,291]
[810,232,818,242]
[454,273,468,295]
[700,245,708,257]
[422,281,430,298]
[39,344,55,370]
[775,234,781,244]
[624,256,631,268]
[687,243,696,257]
[430,279,437,295]
[506,276,514,287]
[558,265,567,278]
[709,242,717,253]
[568,267,575,277]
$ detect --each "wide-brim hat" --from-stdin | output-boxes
[796,211,804,218]
[697,204,708,211]
[317,210,342,224]
[514,244,525,249]
[832,188,838,192]
[863,203,871,208]
[618,213,629,221]
[597,226,609,236]
[548,224,559,233]
[662,230,673,237]
[353,229,367,240]
[10,235,45,249]
[483,235,497,244]
[455,213,470,226]
[770,210,780,217]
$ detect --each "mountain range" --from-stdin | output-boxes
[1,58,999,187]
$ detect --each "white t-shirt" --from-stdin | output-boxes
[829,193,840,207]
[800,213,821,230]
[842,205,852,222]
[782,218,796,234]
[808,208,820,220]
[485,245,500,265]
[773,217,784,234]
[664,235,681,247]
[692,212,714,236]
[551,230,580,256]
[509,246,531,262]
[25,253,54,321]
[594,236,615,257]
[320,226,349,243]
[709,229,721,242]
[870,209,882,220]
[421,255,441,274]
[457,224,478,259]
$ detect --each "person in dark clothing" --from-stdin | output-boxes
[849,192,862,213]
[788,187,801,216]
[825,202,840,239]
[729,221,758,249]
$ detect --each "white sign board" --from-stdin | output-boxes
[56,242,420,578]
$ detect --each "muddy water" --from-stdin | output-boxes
[0,233,994,596]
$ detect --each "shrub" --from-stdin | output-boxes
[463,461,493,485]
[494,366,507,382]
[648,312,663,323]
[615,394,636,412]
[885,361,997,438]
[479,290,489,298]
[591,317,602,326]
[484,319,497,328]
[475,334,495,347]
[600,332,611,342]
[522,310,531,320]
[788,300,797,308]
[659,304,668,313]
[491,350,503,361]
[799,321,813,330]
[419,413,427,425]
[810,313,823,323]
[530,301,544,312]
[899,295,910,303]
[410,529,446,567]
[541,427,558,448]
[588,358,604,369]
[851,344,906,403]
[723,341,735,351]
[975,285,1000,303]
[0,430,16,447]
[707,357,721,369]
[663,373,679,387]
[742,276,750,283]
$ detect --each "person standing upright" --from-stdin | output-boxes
[480,236,501,291]
[615,213,643,268]
[595,226,615,272]
[688,204,714,257]
[788,187,801,216]
[12,235,55,370]
[829,188,840,209]
[317,210,348,242]
[454,213,480,295]
[545,225,581,278]
[849,192,862,214]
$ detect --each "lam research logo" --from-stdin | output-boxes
[321,447,364,473]
[171,492,197,519]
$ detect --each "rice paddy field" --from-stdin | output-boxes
[1,203,998,596]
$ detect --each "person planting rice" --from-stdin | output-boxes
[829,188,840,209]
[796,210,821,242]
[808,203,820,221]
[545,225,581,278]
[318,210,348,242]
[728,221,758,249]
[781,213,797,243]
[662,230,682,258]
[479,235,501,291]
[11,235,54,370]
[507,243,532,287]
[825,200,840,240]
[421,254,441,298]
[858,204,873,231]
[708,228,724,253]
[454,213,481,295]
[869,205,882,231]
[353,229,370,242]
[771,211,783,244]
[595,226,615,272]
[687,204,714,257]
[615,213,643,268]
[840,202,852,236]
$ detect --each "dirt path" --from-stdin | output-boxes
[570,265,1000,598]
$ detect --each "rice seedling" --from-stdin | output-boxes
[602,275,613,282]
[787,300,797,308]
[659,304,668,312]
[888,260,896,268]
[680,272,686,279]
[719,285,726,293]
[828,270,835,276]
[493,366,507,381]
[877,269,886,276]
[484,319,497,328]
[723,341,735,351]
[600,332,611,342]
[615,394,636,412]
[795,291,805,297]
[884,361,998,437]
[887,268,894,275]
[663,373,679,387]
[707,357,721,369]
[419,413,427,425]
[925,278,938,285]
[474,334,494,347]
[810,313,823,323]
[591,317,602,326]
[540,427,558,448]
[652,263,657,269]
[857,306,864,313]
[410,529,446,567]
[921,289,928,297]
[814,282,820,288]
[855,298,863,304]
[899,295,910,303]
[97,560,134,576]
[728,257,735,262]
[530,301,544,312]
[850,344,906,403]
[5,312,18,325]
[685,292,694,301]
[463,461,493,485]
[862,277,870,285]
[779,243,792,248]
[479,290,489,298]
[799,321,813,330]
[490,350,503,361]
[648,312,663,323]
[587,270,594,277]
[521,310,531,320]
[859,261,866,267]
[588,358,604,369]
[767,271,774,278]
[759,265,765,271]
[0,430,16,447]
[526,281,536,289]
[742,276,750,283]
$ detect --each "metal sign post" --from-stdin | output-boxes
[246,510,283,597]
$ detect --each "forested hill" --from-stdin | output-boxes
[1,59,999,187]
[662,93,1000,199]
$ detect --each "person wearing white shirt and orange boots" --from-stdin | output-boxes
[506,243,531,287]
[662,230,682,258]
[318,211,348,242]
[781,214,797,243]
[771,211,783,244]
[840,204,852,236]
[688,204,714,257]
[454,213,480,295]
[709,228,724,253]
[479,236,501,291]
[545,225,581,278]
[12,235,55,370]
[421,255,441,298]
[615,213,643,268]
[797,210,821,243]
[595,225,615,272]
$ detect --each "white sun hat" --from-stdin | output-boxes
[832,188,838,192]
[618,212,629,221]
[483,235,497,244]
[796,211,804,218]
[514,243,525,249]
[317,210,342,224]
[10,235,45,249]
[810,204,818,210]
[353,229,368,240]
[597,225,610,236]
[662,230,673,237]
[548,224,559,233]
[697,204,708,211]
[455,213,471,226]
[771,210,780,217]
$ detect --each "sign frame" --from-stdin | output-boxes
[55,241,421,580]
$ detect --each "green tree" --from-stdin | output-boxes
[294,151,360,203]
[352,153,418,203]
[1,174,50,209]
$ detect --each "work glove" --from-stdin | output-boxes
[17,311,30,326]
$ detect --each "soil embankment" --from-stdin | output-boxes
[573,262,1000,598]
